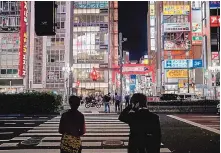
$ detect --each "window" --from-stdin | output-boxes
[0,69,6,74]
[61,22,65,28]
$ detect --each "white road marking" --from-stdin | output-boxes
[4,123,16,125]
[168,115,220,134]
[0,132,13,135]
[24,123,35,125]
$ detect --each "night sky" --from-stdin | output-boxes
[118,1,148,61]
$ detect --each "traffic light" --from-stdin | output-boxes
[35,2,57,36]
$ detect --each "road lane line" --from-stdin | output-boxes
[168,115,220,134]
[4,123,16,125]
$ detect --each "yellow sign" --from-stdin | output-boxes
[150,5,155,15]
[178,80,187,88]
[143,59,149,64]
[163,5,190,15]
[167,70,188,78]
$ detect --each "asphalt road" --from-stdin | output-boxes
[160,114,220,153]
[0,116,54,145]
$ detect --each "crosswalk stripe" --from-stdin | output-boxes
[0,114,171,152]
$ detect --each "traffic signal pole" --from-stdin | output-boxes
[119,33,123,112]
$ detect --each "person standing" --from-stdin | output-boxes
[59,96,86,153]
[125,94,130,107]
[119,93,161,153]
[103,93,111,113]
[115,93,121,112]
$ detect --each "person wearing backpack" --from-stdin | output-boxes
[103,93,111,113]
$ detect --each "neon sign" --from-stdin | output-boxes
[74,2,108,9]
[19,1,28,77]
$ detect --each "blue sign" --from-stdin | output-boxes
[164,59,203,69]
[209,1,220,8]
[74,2,108,9]
[129,75,136,93]
[192,59,203,68]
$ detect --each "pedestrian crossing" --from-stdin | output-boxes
[0,114,171,153]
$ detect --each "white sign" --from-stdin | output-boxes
[164,23,190,32]
[123,66,148,72]
[150,16,155,26]
[151,39,155,49]
[150,27,155,38]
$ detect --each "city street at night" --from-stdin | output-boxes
[0,1,220,153]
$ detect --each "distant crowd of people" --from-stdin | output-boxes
[79,93,132,113]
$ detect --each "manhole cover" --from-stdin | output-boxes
[18,137,43,146]
[102,140,124,146]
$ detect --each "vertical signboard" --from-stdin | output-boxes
[129,75,136,93]
[149,2,155,52]
[19,1,28,77]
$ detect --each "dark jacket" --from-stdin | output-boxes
[119,106,161,153]
[59,109,85,136]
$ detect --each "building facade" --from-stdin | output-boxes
[28,1,118,96]
[0,1,23,93]
[147,1,205,96]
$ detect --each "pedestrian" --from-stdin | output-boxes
[119,93,161,153]
[115,93,121,112]
[59,95,86,153]
[103,93,111,113]
[125,94,130,107]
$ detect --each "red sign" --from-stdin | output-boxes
[210,16,220,27]
[19,2,27,77]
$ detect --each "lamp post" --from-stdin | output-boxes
[119,32,127,112]
[208,66,220,100]
[62,64,72,106]
[186,51,190,93]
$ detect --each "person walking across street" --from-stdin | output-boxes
[119,93,161,153]
[103,93,111,113]
[59,95,86,153]
[115,93,121,112]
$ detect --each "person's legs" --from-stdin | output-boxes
[107,103,110,113]
[115,102,117,112]
[104,102,107,112]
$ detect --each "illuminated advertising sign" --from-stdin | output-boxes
[209,1,220,8]
[164,40,190,50]
[164,23,190,32]
[192,23,202,45]
[192,23,202,33]
[150,27,155,38]
[163,5,190,15]
[130,75,136,93]
[210,16,220,27]
[150,5,155,15]
[74,1,108,9]
[164,59,203,69]
[166,70,188,78]
[212,52,219,60]
[19,1,27,77]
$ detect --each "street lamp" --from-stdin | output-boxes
[186,51,190,93]
[62,64,72,106]
[119,32,127,111]
[208,66,220,100]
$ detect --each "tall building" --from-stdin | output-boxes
[0,1,22,93]
[147,1,204,96]
[27,1,118,96]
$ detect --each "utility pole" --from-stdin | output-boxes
[119,32,127,112]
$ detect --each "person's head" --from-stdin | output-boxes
[115,93,117,95]
[108,92,110,95]
[69,95,80,110]
[130,93,147,108]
